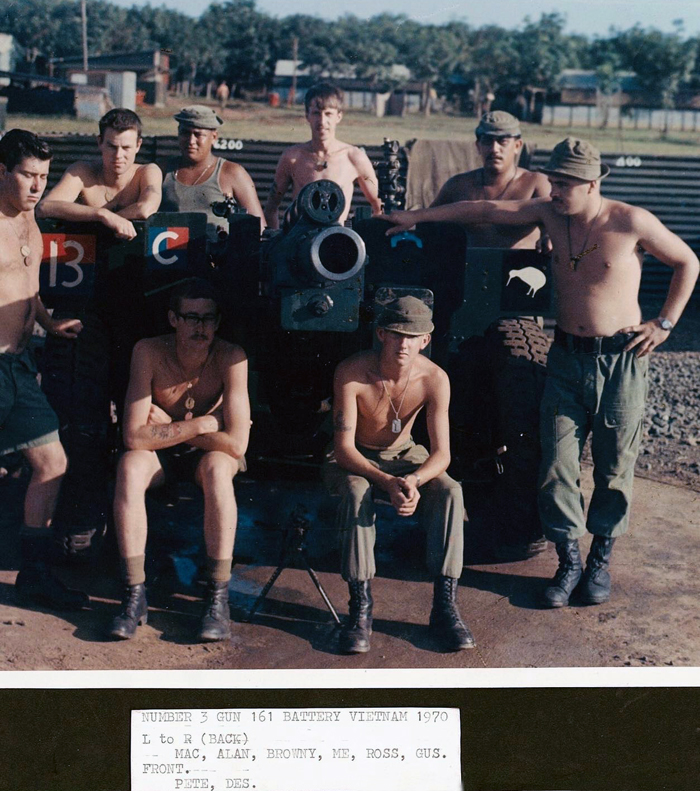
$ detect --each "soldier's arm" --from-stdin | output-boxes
[34,295,82,339]
[409,368,451,486]
[123,341,218,450]
[621,207,700,356]
[38,163,137,240]
[263,150,293,229]
[220,161,266,230]
[350,146,382,215]
[186,346,250,459]
[116,164,163,220]
[430,175,464,207]
[380,197,550,236]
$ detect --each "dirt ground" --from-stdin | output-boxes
[1,466,699,673]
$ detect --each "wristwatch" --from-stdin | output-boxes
[657,317,674,331]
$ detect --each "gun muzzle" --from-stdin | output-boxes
[300,226,366,282]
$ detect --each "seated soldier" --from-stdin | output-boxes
[159,105,265,245]
[37,108,161,238]
[432,110,550,249]
[264,82,382,229]
[110,277,250,642]
[323,296,473,654]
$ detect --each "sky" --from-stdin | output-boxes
[106,0,700,37]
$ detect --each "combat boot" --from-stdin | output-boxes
[542,539,582,608]
[15,561,89,611]
[579,536,616,605]
[198,580,231,642]
[339,580,373,654]
[110,583,148,639]
[429,575,476,651]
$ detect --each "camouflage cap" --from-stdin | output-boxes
[540,137,610,181]
[173,105,223,129]
[378,296,434,335]
[475,110,522,138]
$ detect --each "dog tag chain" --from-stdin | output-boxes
[381,364,413,434]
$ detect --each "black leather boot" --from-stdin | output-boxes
[198,580,231,642]
[15,561,89,611]
[579,536,616,605]
[542,539,583,608]
[109,583,148,639]
[339,580,373,654]
[429,576,476,651]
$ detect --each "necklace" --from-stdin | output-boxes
[310,149,329,171]
[481,166,518,200]
[567,197,603,271]
[173,348,212,420]
[380,363,414,434]
[8,218,32,266]
[176,159,215,187]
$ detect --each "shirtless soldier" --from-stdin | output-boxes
[110,278,250,641]
[432,110,550,248]
[160,105,265,245]
[264,82,382,229]
[37,108,161,237]
[324,296,473,653]
[0,129,87,610]
[382,138,700,608]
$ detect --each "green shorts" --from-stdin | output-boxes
[0,349,60,456]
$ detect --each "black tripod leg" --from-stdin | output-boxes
[299,552,341,625]
[244,561,288,623]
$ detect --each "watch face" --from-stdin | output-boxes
[660,319,673,330]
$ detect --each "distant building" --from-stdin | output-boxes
[271,60,423,114]
[0,33,24,87]
[51,48,169,106]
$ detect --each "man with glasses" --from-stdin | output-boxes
[160,105,265,246]
[431,111,550,249]
[109,277,250,642]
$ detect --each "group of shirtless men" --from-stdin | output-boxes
[1,82,697,655]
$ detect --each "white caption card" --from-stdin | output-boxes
[132,707,461,791]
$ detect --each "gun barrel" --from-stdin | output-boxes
[301,226,366,282]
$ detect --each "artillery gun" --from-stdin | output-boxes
[37,168,554,563]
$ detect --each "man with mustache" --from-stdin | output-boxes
[432,111,550,249]
[109,277,250,642]
[37,108,162,238]
[381,138,699,609]
[0,129,87,611]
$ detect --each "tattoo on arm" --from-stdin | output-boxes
[334,410,351,432]
[150,423,182,441]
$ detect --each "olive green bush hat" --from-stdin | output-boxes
[540,137,610,181]
[173,105,223,129]
[475,111,522,138]
[378,296,434,335]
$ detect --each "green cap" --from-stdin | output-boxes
[378,296,434,335]
[174,105,223,129]
[475,111,521,138]
[540,137,610,181]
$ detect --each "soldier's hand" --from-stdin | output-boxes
[536,233,553,254]
[398,475,421,516]
[147,403,172,425]
[386,477,415,517]
[100,209,137,240]
[48,316,83,338]
[620,319,670,357]
[378,210,417,237]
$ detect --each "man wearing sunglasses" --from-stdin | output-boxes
[431,111,550,249]
[109,277,250,642]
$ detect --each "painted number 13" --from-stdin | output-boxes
[49,239,85,288]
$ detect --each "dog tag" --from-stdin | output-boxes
[185,412,193,421]
[185,396,195,410]
[392,418,402,434]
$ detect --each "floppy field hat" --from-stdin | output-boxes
[174,105,223,129]
[378,296,434,335]
[540,137,610,181]
[475,110,522,138]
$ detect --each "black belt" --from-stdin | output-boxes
[554,326,636,354]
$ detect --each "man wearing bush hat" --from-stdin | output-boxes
[160,104,265,244]
[324,296,474,654]
[431,110,551,249]
[381,137,699,609]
